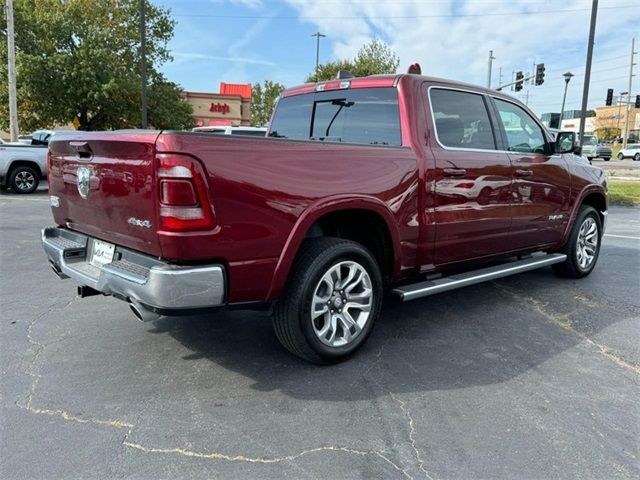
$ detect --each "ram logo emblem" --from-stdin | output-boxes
[76,167,91,199]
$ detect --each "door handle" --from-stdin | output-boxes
[515,169,533,177]
[443,168,466,177]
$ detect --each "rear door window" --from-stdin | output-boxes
[269,87,401,146]
[429,88,497,150]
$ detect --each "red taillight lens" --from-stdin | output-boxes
[160,180,197,206]
[157,154,214,232]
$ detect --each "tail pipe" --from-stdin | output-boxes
[129,301,161,322]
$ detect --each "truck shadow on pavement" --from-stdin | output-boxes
[147,252,639,402]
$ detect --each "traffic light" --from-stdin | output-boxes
[515,71,524,92]
[535,63,545,86]
[635,95,640,109]
[606,88,613,106]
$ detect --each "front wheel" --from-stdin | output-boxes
[272,237,383,364]
[552,205,602,278]
[617,152,625,160]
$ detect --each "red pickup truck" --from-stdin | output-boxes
[42,72,608,363]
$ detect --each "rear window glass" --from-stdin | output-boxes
[430,88,496,150]
[269,87,401,146]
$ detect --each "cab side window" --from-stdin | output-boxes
[494,99,546,154]
[429,88,497,150]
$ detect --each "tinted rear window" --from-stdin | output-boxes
[269,87,401,146]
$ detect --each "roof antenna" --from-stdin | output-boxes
[407,63,421,75]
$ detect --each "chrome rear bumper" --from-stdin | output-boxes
[42,227,225,313]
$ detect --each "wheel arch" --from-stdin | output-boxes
[560,186,607,246]
[8,159,43,178]
[266,196,401,300]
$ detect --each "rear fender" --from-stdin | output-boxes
[265,195,401,300]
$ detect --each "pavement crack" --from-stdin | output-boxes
[493,283,640,376]
[391,393,435,480]
[122,436,409,476]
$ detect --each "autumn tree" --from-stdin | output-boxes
[306,39,400,83]
[251,80,285,126]
[0,0,193,131]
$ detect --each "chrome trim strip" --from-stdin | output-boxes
[393,253,567,301]
[426,84,557,155]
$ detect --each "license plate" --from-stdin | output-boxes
[90,239,115,267]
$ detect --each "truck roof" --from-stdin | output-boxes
[281,73,508,99]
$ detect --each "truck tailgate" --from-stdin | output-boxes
[48,131,162,257]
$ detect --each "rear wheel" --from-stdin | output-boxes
[634,153,640,161]
[272,237,383,364]
[552,205,602,278]
[9,166,39,194]
[603,157,610,162]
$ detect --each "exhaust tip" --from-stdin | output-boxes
[129,302,160,322]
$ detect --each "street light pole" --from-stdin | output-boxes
[578,0,598,147]
[6,0,19,142]
[487,50,495,88]
[311,32,326,82]
[559,72,574,129]
[140,0,148,129]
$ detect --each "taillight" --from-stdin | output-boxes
[157,154,214,232]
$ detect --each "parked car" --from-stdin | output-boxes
[42,71,608,363]
[580,135,612,161]
[192,125,267,137]
[0,141,48,193]
[617,143,640,161]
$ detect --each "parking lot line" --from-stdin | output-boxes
[604,234,640,240]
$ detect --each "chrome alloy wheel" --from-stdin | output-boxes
[15,171,35,191]
[311,261,373,348]
[576,217,598,270]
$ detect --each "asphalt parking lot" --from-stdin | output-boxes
[1,186,639,480]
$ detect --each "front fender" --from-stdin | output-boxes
[265,195,402,300]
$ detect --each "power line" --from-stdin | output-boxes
[172,4,639,20]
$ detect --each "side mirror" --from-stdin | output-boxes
[556,131,576,154]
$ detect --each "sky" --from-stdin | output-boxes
[155,0,640,116]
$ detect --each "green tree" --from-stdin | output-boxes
[251,80,285,126]
[0,0,193,131]
[306,39,400,82]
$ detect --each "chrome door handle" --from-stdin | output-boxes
[515,169,533,177]
[443,168,467,177]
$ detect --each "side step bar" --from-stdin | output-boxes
[393,253,567,301]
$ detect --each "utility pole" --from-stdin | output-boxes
[487,50,495,88]
[578,0,598,147]
[6,0,19,142]
[617,91,628,132]
[139,0,148,129]
[311,31,326,82]
[622,37,636,149]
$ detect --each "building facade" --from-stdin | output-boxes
[182,83,252,127]
[594,104,640,139]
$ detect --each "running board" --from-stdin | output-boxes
[393,253,567,301]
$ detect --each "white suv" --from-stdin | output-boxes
[617,144,640,161]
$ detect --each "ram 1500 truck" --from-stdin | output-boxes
[42,71,608,363]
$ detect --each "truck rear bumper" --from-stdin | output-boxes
[41,227,226,314]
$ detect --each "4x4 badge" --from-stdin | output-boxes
[76,167,91,199]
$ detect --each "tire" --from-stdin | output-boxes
[634,153,640,161]
[9,166,39,194]
[552,205,602,278]
[603,157,610,162]
[617,152,625,160]
[272,237,383,364]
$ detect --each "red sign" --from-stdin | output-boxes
[210,102,231,114]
